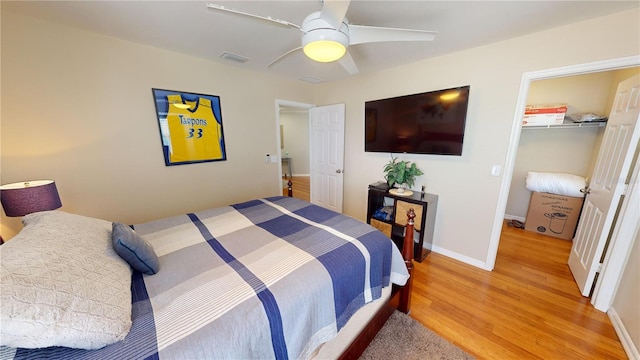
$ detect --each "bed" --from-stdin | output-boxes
[0,195,416,359]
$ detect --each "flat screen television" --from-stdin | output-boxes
[365,85,470,155]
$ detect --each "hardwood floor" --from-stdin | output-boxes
[281,181,626,358]
[282,176,310,202]
[409,221,627,359]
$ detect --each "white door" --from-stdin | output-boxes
[568,74,640,296]
[310,104,345,212]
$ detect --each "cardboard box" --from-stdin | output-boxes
[524,104,568,114]
[522,113,565,126]
[522,104,568,127]
[524,191,584,240]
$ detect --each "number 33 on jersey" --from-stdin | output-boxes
[166,94,225,163]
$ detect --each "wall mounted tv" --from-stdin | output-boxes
[365,85,470,156]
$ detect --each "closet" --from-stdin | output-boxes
[505,67,639,223]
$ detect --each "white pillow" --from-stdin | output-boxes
[525,171,586,198]
[0,211,133,350]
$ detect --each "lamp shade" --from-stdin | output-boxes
[0,180,62,217]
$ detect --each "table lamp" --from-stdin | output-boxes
[0,179,62,217]
[1,180,62,216]
[0,180,62,243]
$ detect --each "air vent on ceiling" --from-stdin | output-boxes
[299,76,325,84]
[220,52,249,63]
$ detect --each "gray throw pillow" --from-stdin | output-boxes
[112,222,160,275]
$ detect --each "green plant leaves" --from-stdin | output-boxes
[383,156,423,188]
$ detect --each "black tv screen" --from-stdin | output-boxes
[365,85,470,155]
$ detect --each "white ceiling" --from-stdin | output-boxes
[4,1,638,83]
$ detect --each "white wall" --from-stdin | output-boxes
[612,228,640,357]
[280,110,310,175]
[0,10,314,237]
[2,5,639,268]
[313,8,640,267]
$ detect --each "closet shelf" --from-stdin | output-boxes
[523,119,606,129]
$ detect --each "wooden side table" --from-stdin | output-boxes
[366,185,438,262]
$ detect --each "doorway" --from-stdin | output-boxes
[487,56,640,311]
[503,72,618,226]
[275,100,313,201]
[275,100,346,213]
[278,104,311,201]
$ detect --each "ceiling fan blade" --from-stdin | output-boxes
[268,47,303,68]
[206,3,300,30]
[338,52,359,75]
[349,25,438,45]
[319,0,350,29]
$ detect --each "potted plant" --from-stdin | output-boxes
[383,156,423,191]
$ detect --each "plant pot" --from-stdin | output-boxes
[394,183,408,193]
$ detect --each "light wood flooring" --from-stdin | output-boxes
[282,176,310,202]
[283,179,626,358]
[410,221,627,359]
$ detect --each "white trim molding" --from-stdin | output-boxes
[609,307,640,360]
[432,245,486,269]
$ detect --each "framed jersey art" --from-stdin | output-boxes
[152,88,227,166]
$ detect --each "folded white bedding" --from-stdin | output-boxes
[526,171,586,198]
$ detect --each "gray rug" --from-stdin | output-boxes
[360,311,475,360]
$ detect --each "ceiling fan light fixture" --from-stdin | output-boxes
[208,4,438,76]
[303,40,346,62]
[301,17,349,63]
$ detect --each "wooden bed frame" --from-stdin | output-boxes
[286,180,415,359]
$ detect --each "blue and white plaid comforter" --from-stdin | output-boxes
[3,196,409,360]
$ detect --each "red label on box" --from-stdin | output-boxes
[525,105,568,114]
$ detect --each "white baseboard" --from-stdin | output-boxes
[430,245,486,269]
[608,306,640,360]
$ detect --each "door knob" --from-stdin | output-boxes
[580,187,591,194]
[336,169,342,174]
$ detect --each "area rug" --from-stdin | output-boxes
[359,311,475,360]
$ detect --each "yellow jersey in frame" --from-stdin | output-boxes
[166,94,224,163]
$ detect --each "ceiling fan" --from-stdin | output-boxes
[206,0,438,75]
